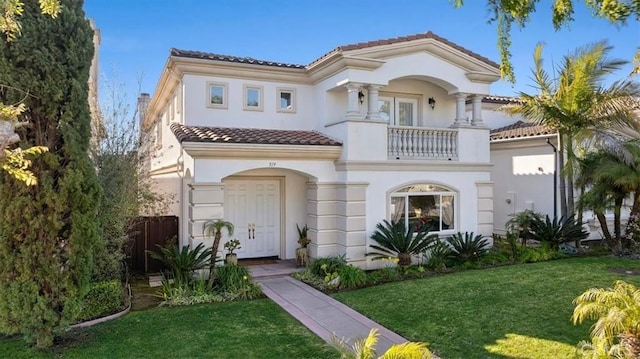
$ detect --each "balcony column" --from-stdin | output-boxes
[452,93,469,127]
[366,85,382,121]
[470,95,485,127]
[345,83,362,121]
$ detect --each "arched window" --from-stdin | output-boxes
[390,184,456,233]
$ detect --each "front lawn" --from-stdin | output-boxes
[333,257,640,359]
[0,299,338,359]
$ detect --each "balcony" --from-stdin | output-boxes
[388,126,458,160]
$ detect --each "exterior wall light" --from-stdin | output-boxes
[428,97,436,110]
[358,90,365,104]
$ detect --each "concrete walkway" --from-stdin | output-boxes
[257,276,408,354]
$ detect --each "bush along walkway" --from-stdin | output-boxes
[257,276,429,356]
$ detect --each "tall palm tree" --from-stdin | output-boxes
[577,140,640,251]
[572,280,640,358]
[502,41,640,217]
[203,219,234,289]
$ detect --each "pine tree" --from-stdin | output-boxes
[0,0,101,347]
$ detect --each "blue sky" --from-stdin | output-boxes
[84,0,638,101]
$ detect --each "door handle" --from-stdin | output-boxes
[248,223,255,239]
[248,223,251,239]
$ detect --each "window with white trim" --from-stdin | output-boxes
[243,84,263,111]
[379,94,420,126]
[277,87,295,113]
[390,184,456,232]
[207,82,228,109]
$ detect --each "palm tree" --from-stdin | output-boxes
[502,41,640,217]
[572,280,640,358]
[203,219,234,289]
[332,328,433,359]
[577,140,640,251]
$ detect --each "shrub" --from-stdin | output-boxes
[368,219,438,266]
[518,244,565,263]
[309,255,347,278]
[213,265,262,300]
[338,265,367,289]
[366,267,401,285]
[482,251,511,266]
[424,240,451,270]
[291,269,328,291]
[493,232,520,260]
[530,215,589,250]
[447,232,490,264]
[78,280,123,321]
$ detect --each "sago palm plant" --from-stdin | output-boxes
[203,219,234,289]
[446,232,489,264]
[332,328,432,359]
[572,280,640,358]
[529,215,588,250]
[149,243,211,287]
[368,219,437,266]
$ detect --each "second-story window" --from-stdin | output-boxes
[277,87,296,113]
[379,94,419,126]
[243,85,263,111]
[207,81,228,109]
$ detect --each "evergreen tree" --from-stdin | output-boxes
[0,0,100,347]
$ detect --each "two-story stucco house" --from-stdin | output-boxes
[140,31,502,268]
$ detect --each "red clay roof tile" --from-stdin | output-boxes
[171,123,342,146]
[490,121,556,141]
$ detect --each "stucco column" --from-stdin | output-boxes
[452,93,469,127]
[470,95,485,127]
[366,85,382,121]
[345,83,362,121]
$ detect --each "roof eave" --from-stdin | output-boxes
[182,142,342,160]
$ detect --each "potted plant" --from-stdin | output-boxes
[223,239,241,265]
[296,224,310,267]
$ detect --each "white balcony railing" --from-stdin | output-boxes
[388,126,458,160]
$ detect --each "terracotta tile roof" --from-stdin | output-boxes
[311,31,500,68]
[465,95,524,105]
[170,48,305,69]
[171,31,499,70]
[171,123,342,146]
[490,121,556,141]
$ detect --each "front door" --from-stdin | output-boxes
[224,179,281,259]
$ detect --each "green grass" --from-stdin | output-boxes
[0,299,338,358]
[333,257,640,359]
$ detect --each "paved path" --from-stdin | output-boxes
[257,276,408,354]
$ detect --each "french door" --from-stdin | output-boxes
[224,179,281,258]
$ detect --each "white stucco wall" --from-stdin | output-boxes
[491,142,556,232]
[182,74,315,130]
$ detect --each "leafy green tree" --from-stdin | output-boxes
[332,328,433,359]
[0,0,101,347]
[452,0,640,82]
[502,41,640,217]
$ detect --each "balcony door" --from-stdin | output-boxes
[379,96,419,126]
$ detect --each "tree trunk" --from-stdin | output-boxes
[575,182,586,248]
[558,133,568,217]
[208,232,222,289]
[566,134,575,214]
[596,212,616,250]
[624,192,640,249]
[614,197,624,250]
[398,253,412,267]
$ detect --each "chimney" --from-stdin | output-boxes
[137,93,151,128]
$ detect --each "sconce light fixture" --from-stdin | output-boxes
[428,97,436,110]
[358,90,365,105]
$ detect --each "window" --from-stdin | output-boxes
[207,82,228,109]
[379,95,419,126]
[243,84,263,111]
[390,184,456,232]
[277,87,295,113]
